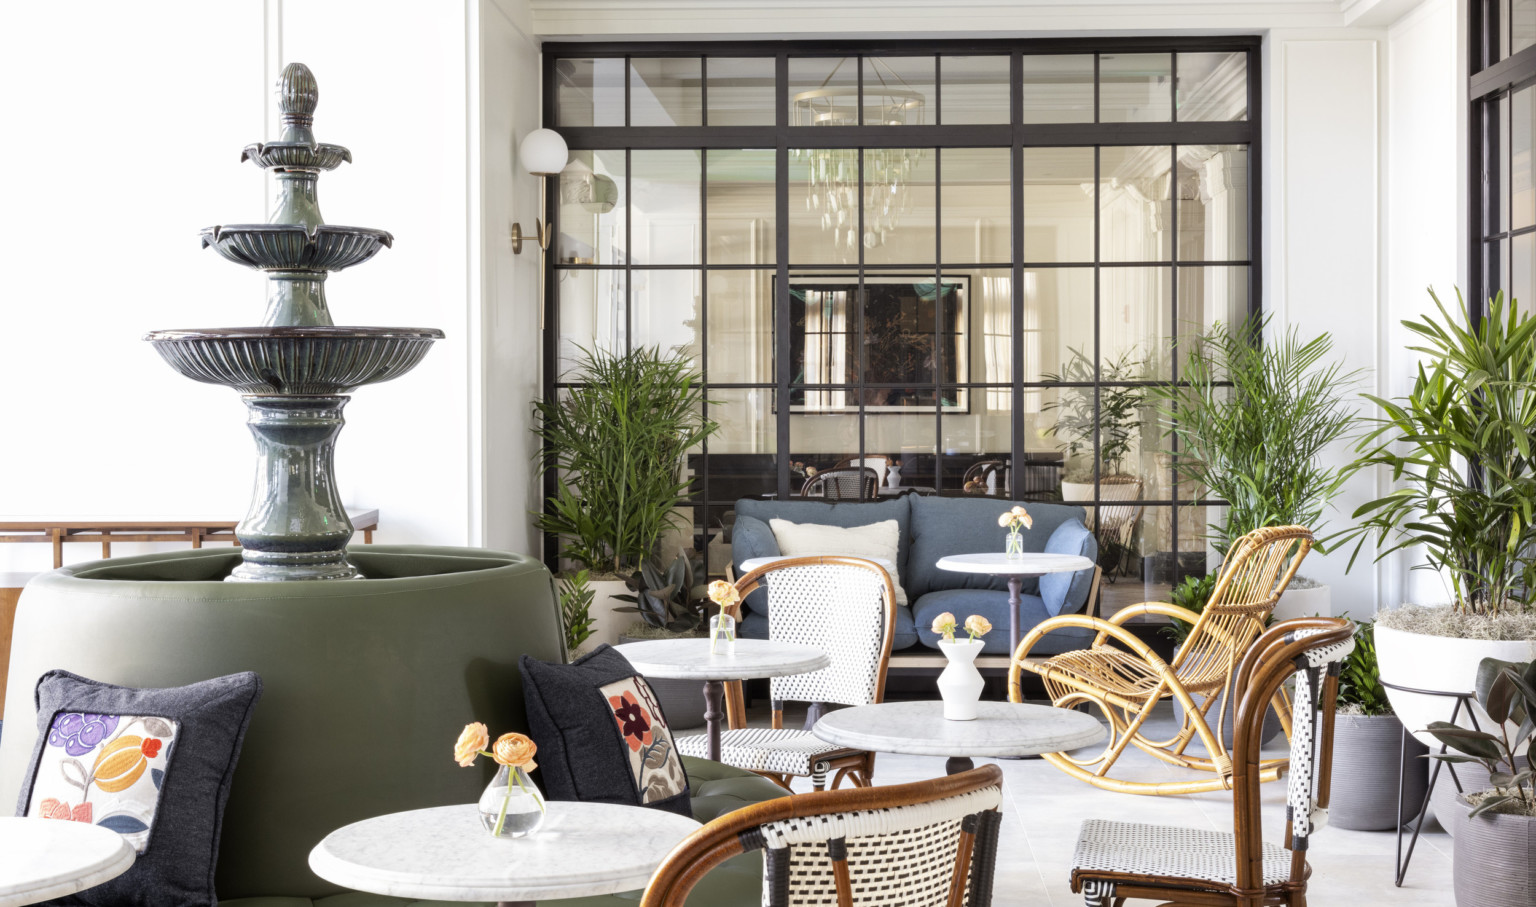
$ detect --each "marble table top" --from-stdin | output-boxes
[613,638,830,681]
[0,817,135,907]
[935,552,1095,577]
[309,802,700,902]
[812,700,1106,758]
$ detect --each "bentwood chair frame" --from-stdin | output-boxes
[801,466,881,500]
[687,555,897,792]
[832,455,892,486]
[1070,617,1354,907]
[1008,525,1314,796]
[641,764,1006,907]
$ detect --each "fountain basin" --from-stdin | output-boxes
[145,326,441,395]
[241,141,353,171]
[201,224,393,272]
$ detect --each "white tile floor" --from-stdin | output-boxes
[756,702,1456,906]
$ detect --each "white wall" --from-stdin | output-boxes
[0,0,544,577]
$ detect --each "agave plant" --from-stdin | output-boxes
[614,549,709,634]
[1425,656,1536,817]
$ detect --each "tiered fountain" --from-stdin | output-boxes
[146,62,442,581]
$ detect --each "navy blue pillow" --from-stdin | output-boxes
[520,645,691,816]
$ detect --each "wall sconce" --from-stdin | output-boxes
[512,128,569,328]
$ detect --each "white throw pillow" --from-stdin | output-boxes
[767,518,907,607]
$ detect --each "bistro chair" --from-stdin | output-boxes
[800,466,880,500]
[677,556,896,791]
[962,459,1008,494]
[1009,525,1314,796]
[641,764,1005,907]
[832,454,891,486]
[1092,477,1145,583]
[1070,617,1354,906]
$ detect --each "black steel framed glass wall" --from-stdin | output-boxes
[542,38,1260,593]
[1470,0,1536,315]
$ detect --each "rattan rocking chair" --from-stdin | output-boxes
[1008,525,1314,797]
[679,555,897,791]
[641,764,1005,907]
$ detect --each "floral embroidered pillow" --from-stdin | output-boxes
[26,711,179,852]
[601,675,688,806]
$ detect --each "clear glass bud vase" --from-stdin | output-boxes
[710,613,736,655]
[478,764,545,838]
[1005,530,1024,559]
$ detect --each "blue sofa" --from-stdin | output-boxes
[731,495,1098,656]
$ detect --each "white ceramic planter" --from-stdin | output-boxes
[580,578,632,651]
[937,638,985,721]
[1375,622,1536,748]
[1273,581,1330,622]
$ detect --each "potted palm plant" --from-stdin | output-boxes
[1345,290,1536,749]
[1330,619,1429,830]
[1045,347,1148,501]
[532,345,717,648]
[1149,316,1363,616]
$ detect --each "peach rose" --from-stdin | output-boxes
[964,615,993,639]
[930,611,957,641]
[492,732,539,771]
[708,580,740,607]
[454,722,489,767]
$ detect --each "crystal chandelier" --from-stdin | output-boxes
[791,59,925,254]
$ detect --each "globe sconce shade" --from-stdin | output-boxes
[519,128,569,177]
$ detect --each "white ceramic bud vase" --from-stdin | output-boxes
[937,638,985,720]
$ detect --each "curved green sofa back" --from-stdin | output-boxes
[0,545,563,901]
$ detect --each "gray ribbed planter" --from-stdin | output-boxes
[1330,713,1428,831]
[618,634,708,730]
[1451,795,1536,906]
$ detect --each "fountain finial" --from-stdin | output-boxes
[278,63,320,145]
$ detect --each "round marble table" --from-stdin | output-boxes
[812,699,1106,775]
[935,552,1097,653]
[613,638,830,762]
[309,802,700,907]
[0,817,136,907]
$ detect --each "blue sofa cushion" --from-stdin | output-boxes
[906,497,1088,599]
[732,497,913,616]
[912,589,1095,656]
[740,601,918,652]
[1039,519,1097,616]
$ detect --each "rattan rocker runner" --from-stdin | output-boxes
[641,764,1005,907]
[679,555,897,791]
[1008,525,1314,796]
[1068,617,1354,906]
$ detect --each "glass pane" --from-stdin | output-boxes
[1176,52,1247,121]
[943,386,1006,495]
[1503,0,1514,61]
[1177,146,1249,262]
[554,269,626,377]
[964,269,1014,387]
[1502,94,1512,233]
[556,150,626,265]
[789,57,859,126]
[707,57,776,126]
[861,274,965,387]
[863,57,933,126]
[788,411,864,498]
[553,58,625,128]
[1022,147,1094,263]
[706,269,774,384]
[1022,54,1093,124]
[941,55,1010,125]
[1177,266,1250,339]
[863,148,936,266]
[866,414,938,492]
[631,269,701,369]
[1501,237,1513,301]
[630,58,702,127]
[1026,266,1094,384]
[1017,389,1065,500]
[1100,146,1173,262]
[1126,507,1216,610]
[789,148,860,264]
[1517,0,1536,55]
[1100,266,1172,380]
[1516,86,1534,231]
[710,388,776,455]
[1514,232,1535,312]
[1100,52,1173,123]
[941,148,1011,264]
[790,271,860,391]
[631,150,701,265]
[707,149,777,265]
[1094,391,1162,503]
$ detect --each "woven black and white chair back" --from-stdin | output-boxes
[1281,626,1354,848]
[803,467,879,500]
[754,784,1004,907]
[762,559,894,707]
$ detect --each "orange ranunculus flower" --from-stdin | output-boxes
[492,732,538,771]
[964,615,993,639]
[708,580,740,607]
[454,722,489,767]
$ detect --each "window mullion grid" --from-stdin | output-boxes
[776,52,792,500]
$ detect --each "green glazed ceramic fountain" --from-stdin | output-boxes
[144,63,443,581]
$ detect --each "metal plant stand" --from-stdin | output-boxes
[144,63,442,581]
[1383,680,1480,887]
